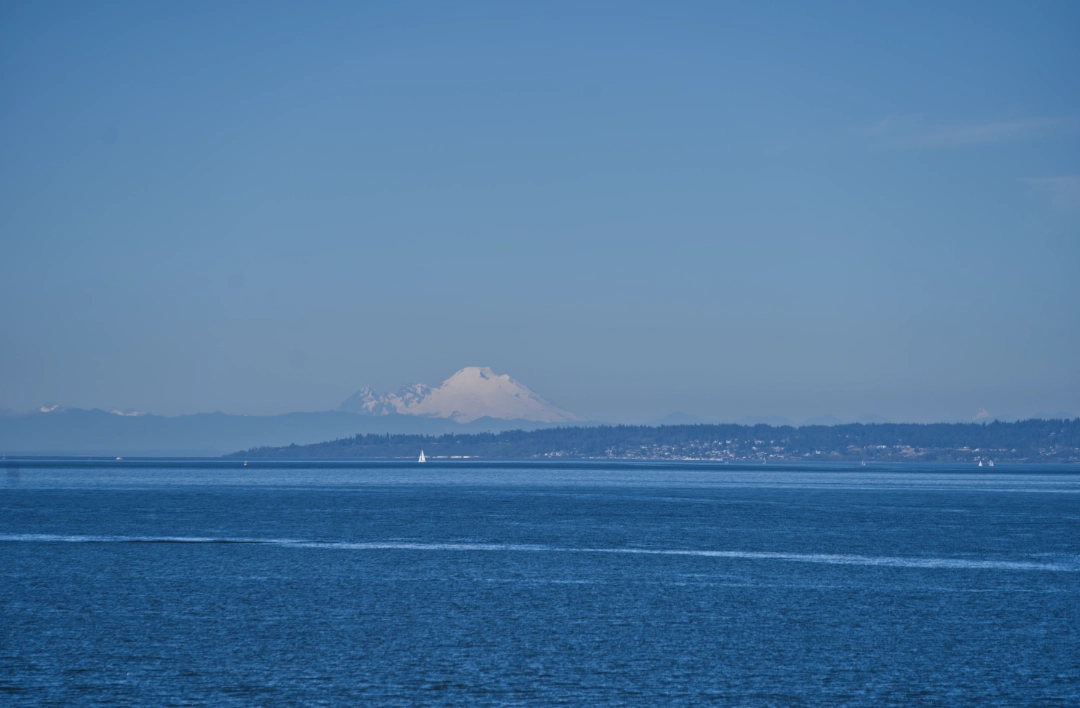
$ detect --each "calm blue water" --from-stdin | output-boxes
[2,461,1078,706]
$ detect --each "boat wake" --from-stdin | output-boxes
[2,533,1077,572]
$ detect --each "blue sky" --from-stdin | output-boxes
[1,1,1077,423]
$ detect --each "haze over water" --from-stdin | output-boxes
[2,461,1078,705]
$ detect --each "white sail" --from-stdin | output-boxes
[418,450,426,463]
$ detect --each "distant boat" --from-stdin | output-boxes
[988,460,994,467]
[978,460,983,467]
[418,450,426,463]
[116,457,122,461]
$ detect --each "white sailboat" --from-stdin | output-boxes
[988,460,994,467]
[418,450,426,463]
[978,460,983,467]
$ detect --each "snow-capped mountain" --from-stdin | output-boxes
[339,367,582,424]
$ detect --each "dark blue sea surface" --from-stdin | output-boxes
[2,461,1078,706]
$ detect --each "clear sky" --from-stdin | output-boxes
[1,1,1078,423]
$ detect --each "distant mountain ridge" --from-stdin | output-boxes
[0,408,562,456]
[339,367,582,424]
[0,367,583,455]
[5,364,1074,455]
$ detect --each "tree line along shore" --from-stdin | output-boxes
[228,419,1080,463]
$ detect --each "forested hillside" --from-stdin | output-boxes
[230,419,1080,463]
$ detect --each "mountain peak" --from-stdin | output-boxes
[339,367,582,424]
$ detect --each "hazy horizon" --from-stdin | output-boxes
[2,2,1077,424]
[6,361,1076,427]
